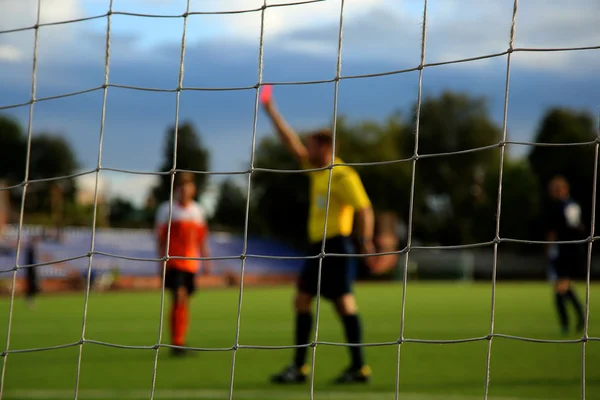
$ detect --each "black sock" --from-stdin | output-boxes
[342,314,364,369]
[555,292,568,330]
[294,312,312,368]
[566,288,584,323]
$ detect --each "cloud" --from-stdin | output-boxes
[102,172,157,207]
[268,0,600,73]
[0,0,85,61]
[2,0,597,74]
[226,0,384,39]
[0,45,23,62]
[1,0,599,207]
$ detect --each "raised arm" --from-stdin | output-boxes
[262,96,308,163]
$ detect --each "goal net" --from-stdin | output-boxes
[0,0,597,400]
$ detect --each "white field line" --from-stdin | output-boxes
[1,389,552,400]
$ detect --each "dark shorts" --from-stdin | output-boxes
[297,235,357,301]
[555,248,586,280]
[165,268,196,296]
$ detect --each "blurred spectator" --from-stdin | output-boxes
[24,235,41,309]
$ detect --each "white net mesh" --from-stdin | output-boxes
[0,0,598,400]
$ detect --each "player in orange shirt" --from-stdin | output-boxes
[155,172,211,356]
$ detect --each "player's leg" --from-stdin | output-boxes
[166,269,181,351]
[271,259,317,384]
[563,252,585,333]
[293,292,314,368]
[164,268,177,348]
[564,282,585,333]
[554,254,585,334]
[173,286,190,339]
[165,268,192,356]
[175,271,196,353]
[554,278,570,335]
[329,237,370,384]
[270,291,313,383]
[331,293,370,383]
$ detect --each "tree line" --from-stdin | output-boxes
[1,90,597,254]
[240,91,599,253]
[173,91,599,254]
[0,116,80,226]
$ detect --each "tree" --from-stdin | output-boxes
[0,115,26,184]
[0,118,79,183]
[153,122,210,205]
[25,134,79,223]
[0,116,79,225]
[473,158,541,249]
[406,91,504,245]
[528,108,597,235]
[211,178,248,233]
[252,136,310,246]
[29,134,79,182]
[108,197,138,227]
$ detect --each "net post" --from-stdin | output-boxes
[0,1,42,397]
[394,1,428,399]
[483,1,519,399]
[226,1,268,398]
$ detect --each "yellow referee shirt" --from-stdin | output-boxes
[302,157,371,243]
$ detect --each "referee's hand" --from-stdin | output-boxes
[359,239,380,273]
[359,240,376,255]
[361,239,397,275]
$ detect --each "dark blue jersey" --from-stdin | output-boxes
[547,198,586,255]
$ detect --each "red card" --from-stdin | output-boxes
[259,84,273,104]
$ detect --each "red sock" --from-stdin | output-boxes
[172,302,189,346]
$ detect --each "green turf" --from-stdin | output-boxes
[0,282,598,400]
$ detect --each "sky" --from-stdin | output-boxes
[0,0,599,209]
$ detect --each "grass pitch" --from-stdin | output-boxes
[0,282,598,400]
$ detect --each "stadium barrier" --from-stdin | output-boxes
[0,225,598,295]
[393,248,600,282]
[0,225,301,294]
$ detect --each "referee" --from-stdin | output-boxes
[262,93,380,384]
[546,176,585,335]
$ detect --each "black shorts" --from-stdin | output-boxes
[297,235,357,301]
[555,249,586,280]
[165,268,196,296]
